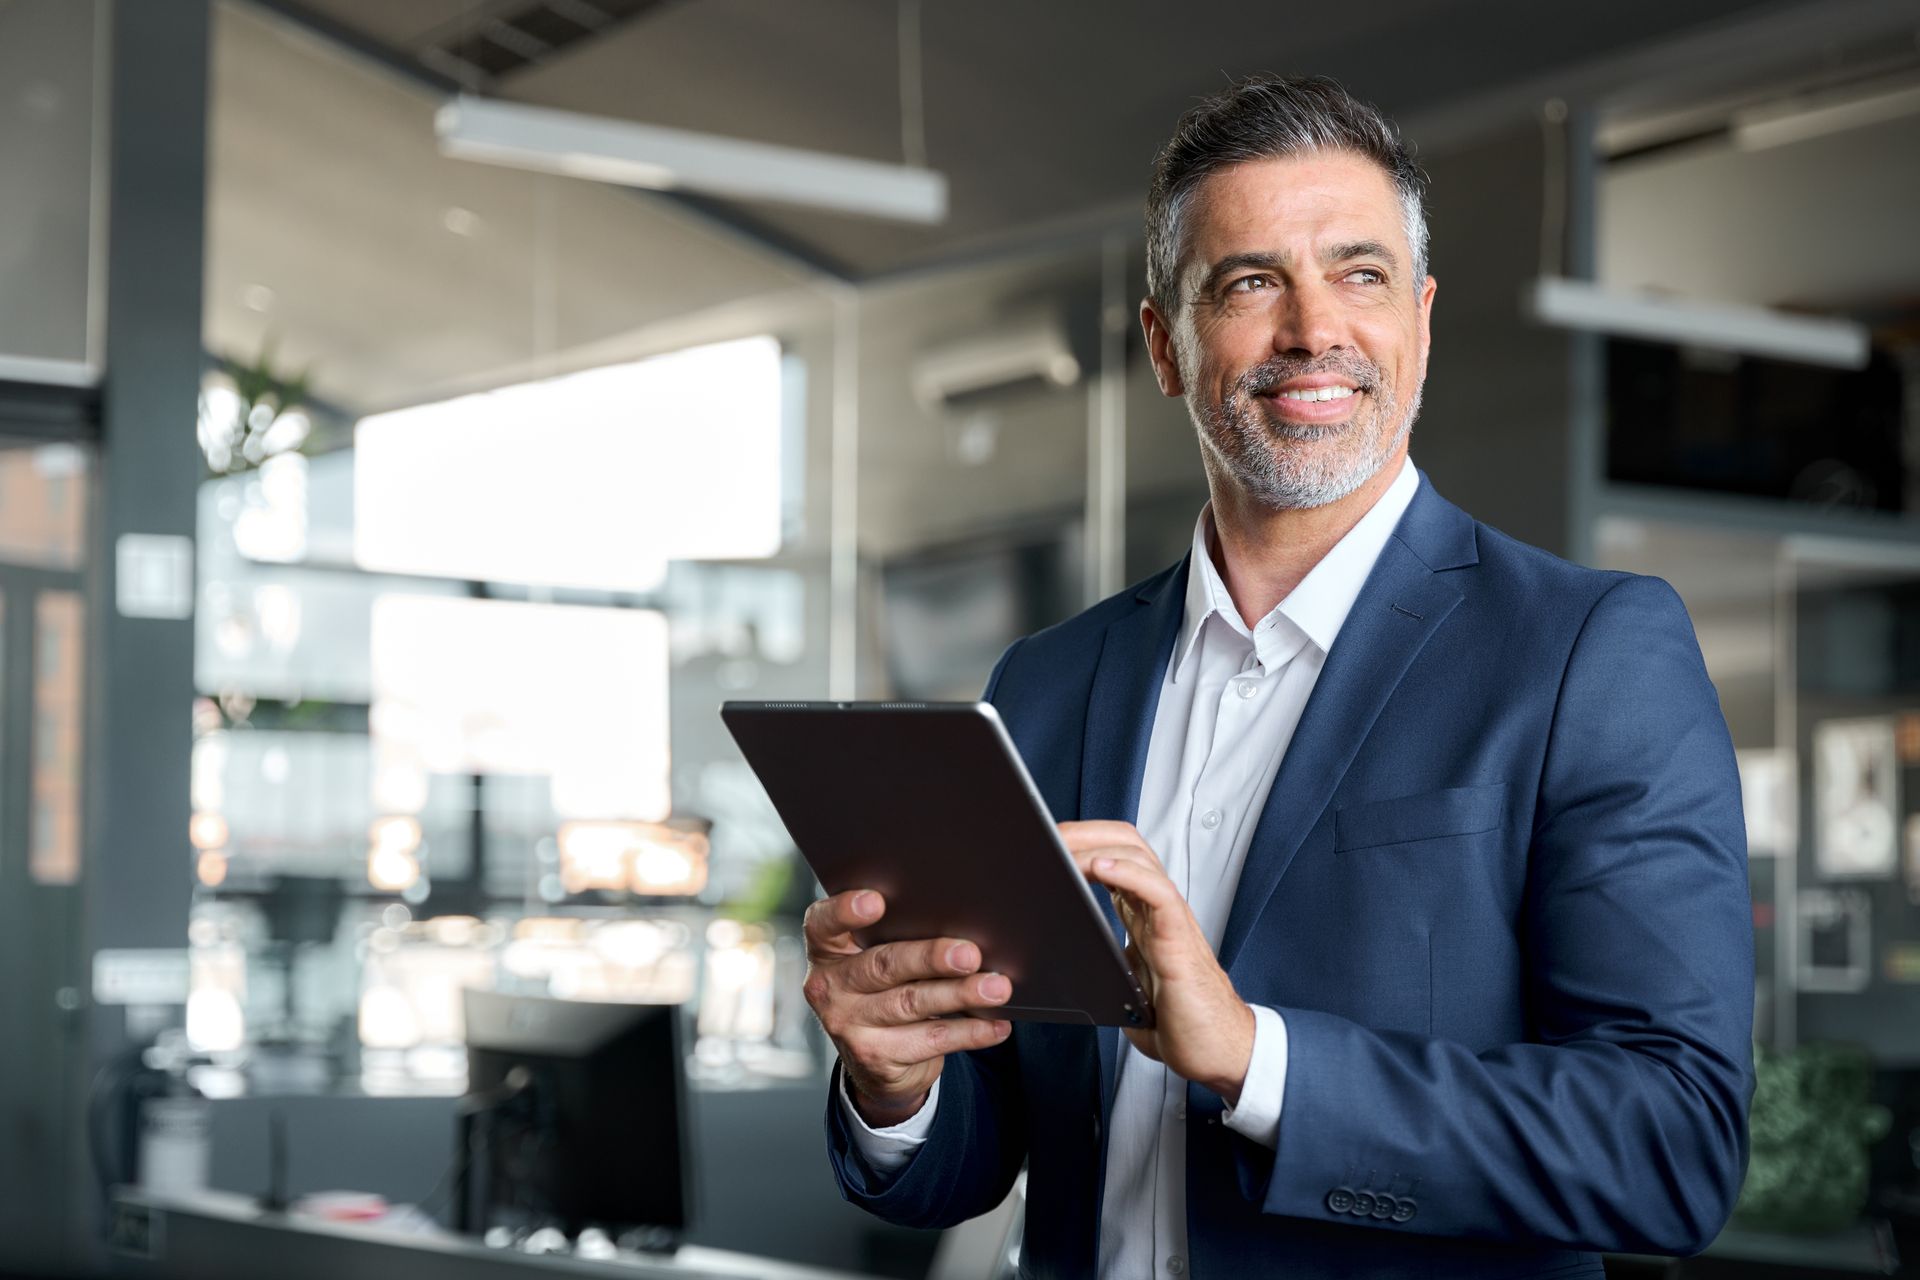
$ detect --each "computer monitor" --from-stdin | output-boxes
[457,988,691,1241]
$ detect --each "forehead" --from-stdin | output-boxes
[1181,151,1405,266]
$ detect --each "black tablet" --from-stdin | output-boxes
[720,700,1153,1029]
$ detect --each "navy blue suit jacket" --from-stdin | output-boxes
[827,474,1754,1279]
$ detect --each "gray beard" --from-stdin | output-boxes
[1193,373,1422,511]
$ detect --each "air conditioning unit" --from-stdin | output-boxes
[910,313,1084,411]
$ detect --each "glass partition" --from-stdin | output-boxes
[0,1,97,368]
[192,2,832,1093]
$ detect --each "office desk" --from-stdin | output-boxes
[106,1189,891,1280]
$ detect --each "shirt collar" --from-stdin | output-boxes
[1172,455,1420,682]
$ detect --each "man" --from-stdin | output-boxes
[801,75,1753,1279]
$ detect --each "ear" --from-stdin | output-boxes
[1139,298,1185,398]
[1415,274,1437,372]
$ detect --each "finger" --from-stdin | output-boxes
[1069,845,1161,881]
[1058,821,1161,866]
[842,936,984,995]
[1083,855,1188,918]
[803,890,885,957]
[852,972,1013,1027]
[846,1015,1014,1071]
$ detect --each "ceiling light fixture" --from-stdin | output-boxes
[435,95,949,224]
[1526,276,1870,370]
[1731,79,1920,153]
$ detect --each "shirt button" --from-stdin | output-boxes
[1167,1256,1185,1276]
[1235,680,1258,699]
[1200,809,1221,830]
[1175,1105,1187,1120]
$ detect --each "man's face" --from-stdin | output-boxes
[1142,150,1436,511]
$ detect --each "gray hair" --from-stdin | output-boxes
[1145,75,1429,312]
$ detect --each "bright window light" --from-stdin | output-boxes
[354,336,784,592]
[370,595,670,821]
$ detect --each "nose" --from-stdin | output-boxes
[1272,279,1344,359]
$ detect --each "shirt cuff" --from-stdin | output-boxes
[836,1062,939,1176]
[1221,1005,1287,1149]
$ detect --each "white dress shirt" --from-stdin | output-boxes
[841,456,1421,1278]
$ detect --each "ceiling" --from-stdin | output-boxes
[209,0,1920,416]
[258,0,1867,281]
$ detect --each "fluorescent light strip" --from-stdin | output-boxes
[1527,276,1870,370]
[436,95,949,224]
[1733,81,1920,153]
[0,354,99,388]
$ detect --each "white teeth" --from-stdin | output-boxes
[1277,385,1356,402]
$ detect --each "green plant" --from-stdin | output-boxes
[1736,1041,1892,1233]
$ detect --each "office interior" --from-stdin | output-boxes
[2,0,1920,1276]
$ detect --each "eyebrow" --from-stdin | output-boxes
[1194,240,1402,296]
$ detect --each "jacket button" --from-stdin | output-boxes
[1326,1187,1355,1214]
[1350,1191,1375,1217]
[1392,1198,1417,1223]
[1370,1194,1396,1220]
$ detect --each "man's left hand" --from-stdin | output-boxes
[1060,821,1255,1105]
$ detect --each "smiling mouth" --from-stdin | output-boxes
[1252,383,1366,426]
[1269,385,1357,403]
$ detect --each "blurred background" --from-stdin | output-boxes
[3,1,1920,1277]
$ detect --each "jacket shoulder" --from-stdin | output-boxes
[1465,520,1642,618]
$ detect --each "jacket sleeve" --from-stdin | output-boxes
[1253,574,1755,1254]
[823,639,1032,1228]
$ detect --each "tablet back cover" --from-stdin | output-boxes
[720,701,1149,1028]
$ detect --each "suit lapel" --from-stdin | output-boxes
[1080,556,1186,1118]
[1219,479,1476,971]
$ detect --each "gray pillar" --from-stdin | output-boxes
[73,0,210,1265]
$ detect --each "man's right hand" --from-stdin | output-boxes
[802,888,1014,1128]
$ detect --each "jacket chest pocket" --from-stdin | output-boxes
[1333,783,1506,853]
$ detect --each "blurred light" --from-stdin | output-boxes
[371,749,430,816]
[1527,276,1869,370]
[592,921,670,969]
[370,815,422,856]
[427,915,478,946]
[31,443,85,478]
[353,336,784,591]
[632,842,697,894]
[358,986,420,1050]
[555,819,709,896]
[190,812,229,851]
[243,284,275,313]
[441,206,481,236]
[370,597,670,819]
[557,821,632,894]
[381,903,412,929]
[368,844,421,894]
[252,583,303,654]
[706,918,744,950]
[195,849,229,888]
[232,453,308,562]
[436,95,948,224]
[186,989,246,1054]
[258,410,310,457]
[632,827,708,896]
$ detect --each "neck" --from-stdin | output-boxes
[1204,449,1407,625]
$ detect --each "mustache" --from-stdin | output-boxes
[1240,354,1381,398]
